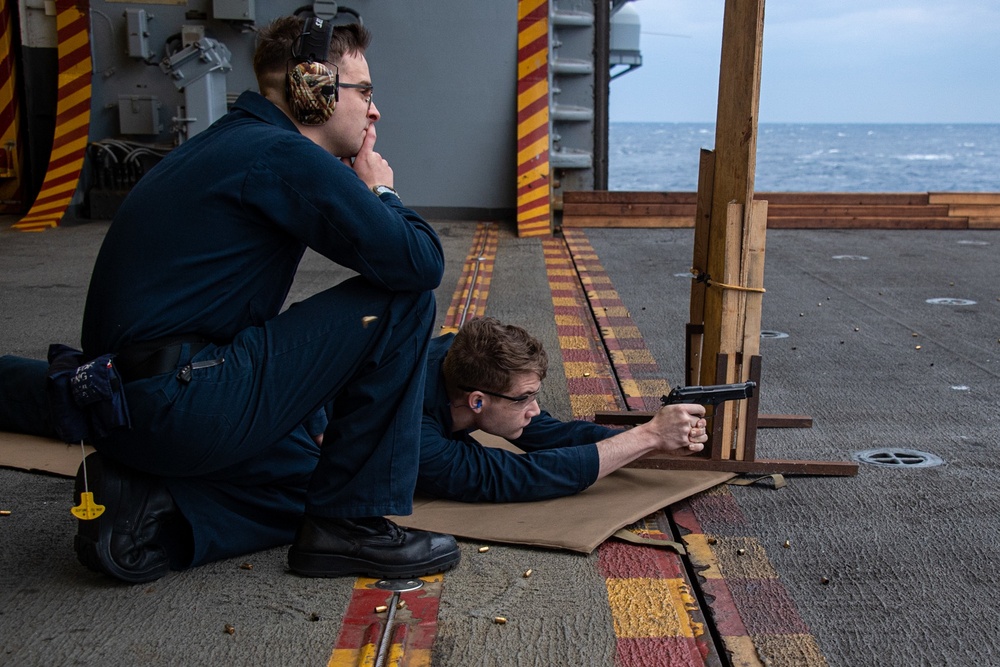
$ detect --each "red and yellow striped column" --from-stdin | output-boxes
[0,0,23,212]
[515,0,551,237]
[15,0,91,231]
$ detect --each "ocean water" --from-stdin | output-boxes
[609,123,1000,192]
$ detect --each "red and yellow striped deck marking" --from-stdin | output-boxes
[562,229,828,664]
[674,490,827,666]
[515,0,551,237]
[562,230,672,411]
[599,514,713,664]
[14,0,91,231]
[327,227,499,664]
[542,236,622,417]
[440,222,498,335]
[546,232,714,664]
[328,575,443,667]
[0,0,24,213]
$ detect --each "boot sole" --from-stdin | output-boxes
[288,547,461,579]
[74,455,169,584]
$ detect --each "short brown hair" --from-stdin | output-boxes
[443,317,548,395]
[253,17,372,97]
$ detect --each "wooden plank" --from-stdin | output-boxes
[690,153,716,315]
[757,192,929,205]
[563,191,698,205]
[947,205,1000,217]
[700,0,765,397]
[735,201,767,460]
[559,216,694,228]
[969,218,1000,229]
[929,192,1000,205]
[766,204,951,217]
[766,217,966,229]
[758,414,813,428]
[561,216,973,230]
[624,457,859,476]
[564,191,1000,207]
[562,203,697,216]
[593,411,813,428]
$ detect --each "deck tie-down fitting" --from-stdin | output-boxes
[372,578,424,667]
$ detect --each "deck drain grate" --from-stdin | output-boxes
[852,448,944,468]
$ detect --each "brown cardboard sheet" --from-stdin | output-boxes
[391,433,733,553]
[1,431,732,554]
[0,431,93,477]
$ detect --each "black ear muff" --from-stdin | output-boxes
[287,16,337,125]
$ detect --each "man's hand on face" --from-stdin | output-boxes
[344,124,394,190]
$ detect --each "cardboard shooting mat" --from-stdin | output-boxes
[391,433,733,553]
[1,431,732,554]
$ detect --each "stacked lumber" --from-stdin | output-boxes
[560,191,1000,229]
[929,192,1000,229]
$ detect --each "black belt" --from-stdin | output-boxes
[114,335,212,383]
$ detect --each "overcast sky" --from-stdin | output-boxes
[609,0,1000,124]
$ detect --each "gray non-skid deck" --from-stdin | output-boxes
[1,218,999,666]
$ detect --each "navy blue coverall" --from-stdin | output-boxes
[417,334,621,502]
[3,91,444,567]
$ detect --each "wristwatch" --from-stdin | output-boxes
[372,185,398,198]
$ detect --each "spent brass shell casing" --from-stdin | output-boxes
[397,600,407,610]
[783,540,791,548]
[0,510,11,516]
[375,605,389,613]
[224,624,235,635]
[494,616,507,625]
[737,548,746,556]
[478,546,490,553]
[820,576,830,585]
[523,569,533,578]
[239,563,253,570]
[706,537,717,545]
[362,315,378,328]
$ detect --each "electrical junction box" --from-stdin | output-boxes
[118,95,163,135]
[213,0,255,21]
[125,8,153,60]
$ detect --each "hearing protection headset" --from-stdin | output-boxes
[287,16,338,125]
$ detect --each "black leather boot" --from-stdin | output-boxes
[73,452,177,583]
[288,516,461,579]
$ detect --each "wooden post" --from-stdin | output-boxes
[592,0,857,477]
[698,0,766,390]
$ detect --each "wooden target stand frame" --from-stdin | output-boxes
[595,0,857,477]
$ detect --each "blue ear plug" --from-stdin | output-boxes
[475,400,482,408]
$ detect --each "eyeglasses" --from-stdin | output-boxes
[337,82,373,109]
[300,60,373,109]
[459,384,542,408]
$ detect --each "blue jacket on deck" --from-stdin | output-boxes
[418,334,620,502]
